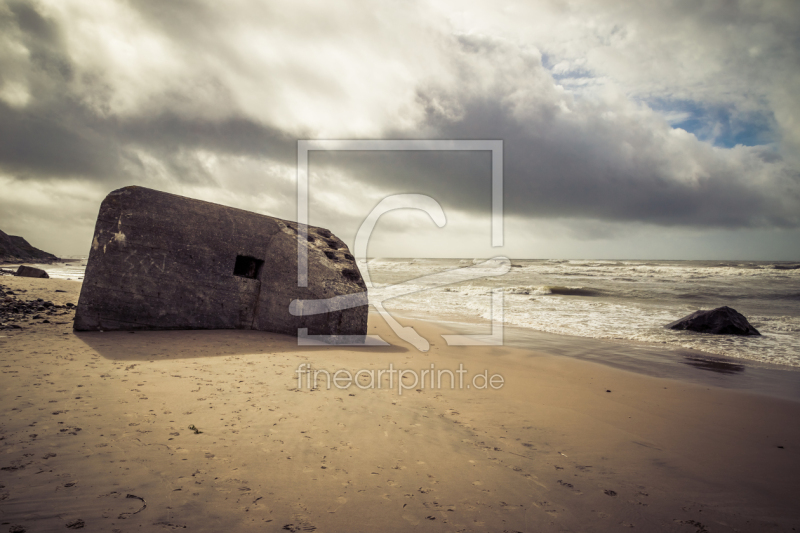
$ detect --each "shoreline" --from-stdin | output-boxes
[368,257,800,369]
[5,274,800,399]
[0,258,82,265]
[1,277,799,531]
[393,309,800,402]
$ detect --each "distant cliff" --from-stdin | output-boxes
[0,229,58,263]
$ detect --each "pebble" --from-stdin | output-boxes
[0,283,75,330]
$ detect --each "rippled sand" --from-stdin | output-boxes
[1,276,799,532]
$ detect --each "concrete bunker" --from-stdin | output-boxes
[74,186,367,339]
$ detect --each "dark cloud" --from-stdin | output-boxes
[310,34,800,231]
[311,101,800,230]
[119,114,297,167]
[0,95,300,186]
[0,1,301,186]
[0,0,799,257]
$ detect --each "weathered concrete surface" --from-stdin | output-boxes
[74,186,367,339]
[15,266,49,278]
[666,306,761,336]
[0,229,58,263]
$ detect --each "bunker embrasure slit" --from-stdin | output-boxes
[233,255,264,279]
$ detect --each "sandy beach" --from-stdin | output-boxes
[1,276,799,532]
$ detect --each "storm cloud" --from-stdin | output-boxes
[1,0,799,258]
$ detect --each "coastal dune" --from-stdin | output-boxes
[1,277,799,532]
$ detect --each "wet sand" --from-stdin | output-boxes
[1,276,799,532]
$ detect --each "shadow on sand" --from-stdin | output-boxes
[74,328,408,361]
[682,356,746,374]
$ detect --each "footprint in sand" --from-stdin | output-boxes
[500,502,522,510]
[422,501,455,511]
[281,522,316,532]
[402,515,420,526]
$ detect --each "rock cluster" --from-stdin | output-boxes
[0,285,75,330]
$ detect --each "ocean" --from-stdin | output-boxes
[2,256,89,282]
[364,258,800,369]
[10,256,800,369]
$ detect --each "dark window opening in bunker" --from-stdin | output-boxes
[233,255,264,279]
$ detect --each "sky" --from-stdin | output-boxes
[1,0,799,260]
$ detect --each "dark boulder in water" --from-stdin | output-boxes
[665,306,760,336]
